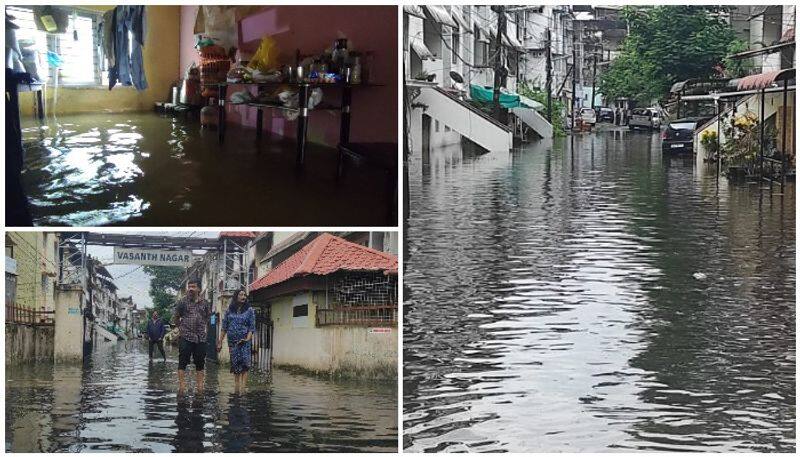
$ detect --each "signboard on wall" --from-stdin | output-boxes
[113,247,195,267]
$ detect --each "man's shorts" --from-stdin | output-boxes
[178,337,207,371]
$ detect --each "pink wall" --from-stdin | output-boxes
[179,5,398,146]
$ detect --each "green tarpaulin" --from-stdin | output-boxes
[470,84,520,108]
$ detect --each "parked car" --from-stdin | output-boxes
[579,107,597,125]
[661,117,710,153]
[597,107,614,123]
[629,108,663,130]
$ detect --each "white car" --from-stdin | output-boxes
[629,108,663,130]
[579,107,597,125]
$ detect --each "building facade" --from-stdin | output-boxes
[249,233,398,379]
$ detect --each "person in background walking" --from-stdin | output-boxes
[217,289,256,393]
[147,310,167,362]
[173,278,212,394]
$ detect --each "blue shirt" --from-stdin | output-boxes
[146,317,165,340]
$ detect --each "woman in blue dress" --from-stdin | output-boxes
[216,289,256,392]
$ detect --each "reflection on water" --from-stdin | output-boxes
[404,131,795,452]
[20,113,391,226]
[6,341,397,452]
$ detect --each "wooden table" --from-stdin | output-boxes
[214,82,381,166]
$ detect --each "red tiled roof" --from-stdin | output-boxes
[219,231,257,238]
[250,233,398,291]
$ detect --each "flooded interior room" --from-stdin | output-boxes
[6,5,398,227]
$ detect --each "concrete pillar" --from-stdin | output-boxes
[215,291,234,364]
[54,285,84,362]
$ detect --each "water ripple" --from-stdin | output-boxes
[404,132,795,452]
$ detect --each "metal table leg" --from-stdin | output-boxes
[36,89,44,120]
[337,85,353,177]
[218,85,228,145]
[256,108,263,141]
[296,84,309,166]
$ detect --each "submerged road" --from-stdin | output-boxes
[6,340,397,452]
[404,129,795,452]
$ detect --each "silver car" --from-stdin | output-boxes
[629,108,663,130]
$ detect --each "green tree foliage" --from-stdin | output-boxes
[142,266,184,325]
[599,6,740,104]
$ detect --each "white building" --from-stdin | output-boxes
[404,5,552,155]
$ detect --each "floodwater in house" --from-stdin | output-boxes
[404,128,796,452]
[19,112,393,226]
[5,340,397,452]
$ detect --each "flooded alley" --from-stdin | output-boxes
[404,130,795,452]
[6,340,397,452]
[19,113,390,226]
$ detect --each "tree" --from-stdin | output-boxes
[142,266,184,324]
[599,6,741,104]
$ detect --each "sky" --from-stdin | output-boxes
[88,231,219,310]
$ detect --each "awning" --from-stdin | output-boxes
[737,68,796,91]
[423,5,457,28]
[487,24,524,51]
[470,84,521,109]
[450,8,472,34]
[403,5,425,19]
[505,31,525,51]
[410,37,435,60]
[679,84,796,101]
[475,19,491,43]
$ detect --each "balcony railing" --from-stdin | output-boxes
[316,305,397,327]
[6,303,55,325]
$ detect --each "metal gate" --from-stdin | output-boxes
[207,312,218,362]
[253,306,273,372]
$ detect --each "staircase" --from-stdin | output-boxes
[95,323,120,342]
[416,85,513,152]
[511,106,554,139]
[695,89,795,161]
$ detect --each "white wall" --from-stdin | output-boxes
[270,291,397,377]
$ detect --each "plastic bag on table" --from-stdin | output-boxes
[248,36,278,73]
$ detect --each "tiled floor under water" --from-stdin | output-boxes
[19,112,394,226]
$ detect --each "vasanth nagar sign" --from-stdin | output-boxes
[113,247,196,267]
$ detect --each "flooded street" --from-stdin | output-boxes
[20,113,389,226]
[404,130,795,452]
[6,340,397,452]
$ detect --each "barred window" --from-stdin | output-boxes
[316,272,398,327]
[7,6,104,87]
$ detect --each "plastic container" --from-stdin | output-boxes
[200,99,218,129]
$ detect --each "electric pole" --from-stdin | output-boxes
[545,27,552,123]
[590,52,597,110]
[491,5,507,121]
[571,38,577,127]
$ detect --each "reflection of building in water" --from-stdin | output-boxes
[249,233,398,379]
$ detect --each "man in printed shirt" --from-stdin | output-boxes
[173,278,212,393]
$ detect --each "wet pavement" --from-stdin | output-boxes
[404,130,795,452]
[6,340,397,452]
[19,113,392,226]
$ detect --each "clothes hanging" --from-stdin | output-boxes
[107,5,147,91]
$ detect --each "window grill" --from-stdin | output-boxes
[317,272,397,326]
[7,6,103,86]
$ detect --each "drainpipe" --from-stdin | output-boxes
[759,86,765,183]
[781,78,788,188]
[715,96,721,177]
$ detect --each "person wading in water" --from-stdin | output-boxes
[217,289,256,393]
[173,278,212,394]
[146,310,167,362]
